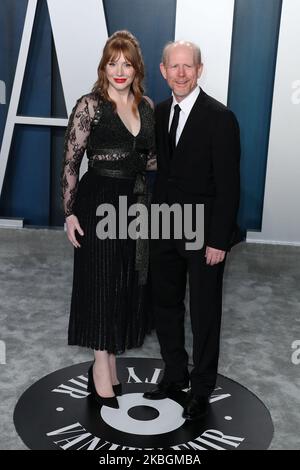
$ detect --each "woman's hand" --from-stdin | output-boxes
[146,158,157,171]
[65,214,84,248]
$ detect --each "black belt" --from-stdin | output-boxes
[88,164,149,286]
[89,167,135,179]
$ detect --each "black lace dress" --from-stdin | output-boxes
[61,93,155,353]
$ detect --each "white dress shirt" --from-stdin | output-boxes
[168,86,200,146]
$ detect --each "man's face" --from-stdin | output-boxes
[160,45,203,102]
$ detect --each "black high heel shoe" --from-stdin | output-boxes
[87,364,119,409]
[113,383,122,396]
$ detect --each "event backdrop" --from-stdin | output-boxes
[0,0,299,244]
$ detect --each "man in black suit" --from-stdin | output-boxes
[144,41,240,420]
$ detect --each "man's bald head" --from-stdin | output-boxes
[162,41,202,66]
[160,41,203,102]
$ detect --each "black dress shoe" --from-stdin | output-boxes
[113,383,122,396]
[182,393,209,421]
[87,364,119,409]
[143,379,189,400]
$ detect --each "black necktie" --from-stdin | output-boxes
[169,104,181,158]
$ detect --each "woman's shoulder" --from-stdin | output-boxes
[75,91,101,107]
[72,92,103,118]
[142,95,154,110]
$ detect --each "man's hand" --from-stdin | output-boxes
[65,214,84,248]
[205,246,226,265]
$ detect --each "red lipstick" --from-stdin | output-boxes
[114,78,127,83]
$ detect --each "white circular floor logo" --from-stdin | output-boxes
[14,358,273,450]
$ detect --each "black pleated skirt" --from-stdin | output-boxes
[68,169,152,354]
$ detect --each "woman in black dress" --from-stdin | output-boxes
[61,31,156,408]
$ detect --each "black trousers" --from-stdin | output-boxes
[150,237,226,397]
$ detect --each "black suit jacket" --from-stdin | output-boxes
[153,87,241,251]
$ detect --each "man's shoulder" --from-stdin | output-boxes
[201,90,238,123]
[155,97,172,113]
[200,90,229,113]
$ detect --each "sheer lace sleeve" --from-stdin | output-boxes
[61,95,95,218]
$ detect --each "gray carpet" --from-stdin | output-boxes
[0,227,299,450]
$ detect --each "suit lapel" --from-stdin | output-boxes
[162,98,172,161]
[173,88,207,158]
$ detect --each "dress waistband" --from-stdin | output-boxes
[88,166,136,179]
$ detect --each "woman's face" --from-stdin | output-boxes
[105,52,136,93]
